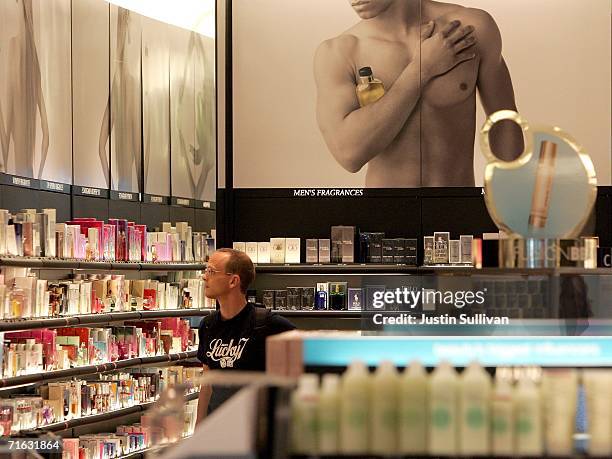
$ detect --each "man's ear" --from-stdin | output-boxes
[229,274,240,290]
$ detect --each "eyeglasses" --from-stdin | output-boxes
[203,267,233,277]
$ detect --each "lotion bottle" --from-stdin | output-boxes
[291,374,319,455]
[428,361,458,455]
[399,360,428,455]
[491,375,514,456]
[340,360,370,454]
[370,360,399,455]
[514,376,543,456]
[459,361,491,455]
[317,373,340,454]
[583,370,612,457]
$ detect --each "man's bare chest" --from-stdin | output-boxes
[351,31,479,108]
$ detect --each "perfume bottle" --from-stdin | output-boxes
[529,140,558,230]
[356,67,385,107]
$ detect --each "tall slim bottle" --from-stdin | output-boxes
[399,360,428,455]
[528,141,557,230]
[370,361,399,455]
[340,360,370,454]
[428,361,458,455]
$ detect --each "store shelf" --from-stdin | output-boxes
[19,391,200,435]
[255,263,419,274]
[0,309,212,332]
[0,257,205,271]
[274,310,362,318]
[254,263,612,275]
[0,351,198,390]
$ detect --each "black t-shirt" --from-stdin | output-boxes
[197,303,295,371]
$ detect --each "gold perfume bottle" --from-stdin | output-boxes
[356,67,385,107]
[529,140,558,229]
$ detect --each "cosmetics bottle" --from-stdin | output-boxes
[459,361,491,455]
[370,361,399,455]
[514,376,543,456]
[583,370,612,456]
[340,360,370,454]
[317,374,340,455]
[315,283,328,310]
[529,141,557,230]
[291,374,319,455]
[428,361,458,455]
[491,375,514,456]
[0,404,13,436]
[423,236,434,265]
[541,369,578,456]
[328,283,347,311]
[356,67,385,107]
[399,360,428,455]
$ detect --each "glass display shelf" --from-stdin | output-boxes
[0,256,206,271]
[0,309,212,333]
[15,391,200,436]
[254,263,612,275]
[0,351,197,390]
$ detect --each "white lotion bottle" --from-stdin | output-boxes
[459,361,491,456]
[370,360,400,455]
[291,374,319,455]
[491,375,514,456]
[541,369,578,457]
[317,373,340,454]
[514,376,543,456]
[340,360,370,454]
[428,360,459,455]
[583,370,612,457]
[399,360,428,455]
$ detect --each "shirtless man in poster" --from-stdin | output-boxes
[314,0,523,187]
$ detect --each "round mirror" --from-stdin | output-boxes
[480,111,597,238]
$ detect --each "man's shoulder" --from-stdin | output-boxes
[434,2,497,27]
[315,32,359,61]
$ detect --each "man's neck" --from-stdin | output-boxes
[365,0,423,37]
[217,293,248,320]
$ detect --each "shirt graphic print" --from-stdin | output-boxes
[206,337,250,368]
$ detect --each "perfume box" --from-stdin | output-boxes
[482,239,500,267]
[315,282,328,310]
[301,287,315,310]
[460,235,473,264]
[331,226,343,263]
[368,233,384,263]
[365,285,386,311]
[286,287,302,310]
[285,238,301,264]
[358,232,370,263]
[262,290,275,309]
[382,255,395,264]
[423,236,434,265]
[348,288,363,311]
[405,238,418,265]
[306,239,318,263]
[393,239,406,263]
[270,238,286,264]
[433,232,450,264]
[382,239,395,260]
[449,240,461,264]
[232,242,246,252]
[274,290,287,310]
[318,239,331,263]
[341,226,355,263]
[598,247,612,268]
[257,242,271,264]
[245,242,258,263]
[328,282,348,310]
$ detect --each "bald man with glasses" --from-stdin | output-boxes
[196,248,295,423]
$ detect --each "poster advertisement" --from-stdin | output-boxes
[232,0,611,188]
